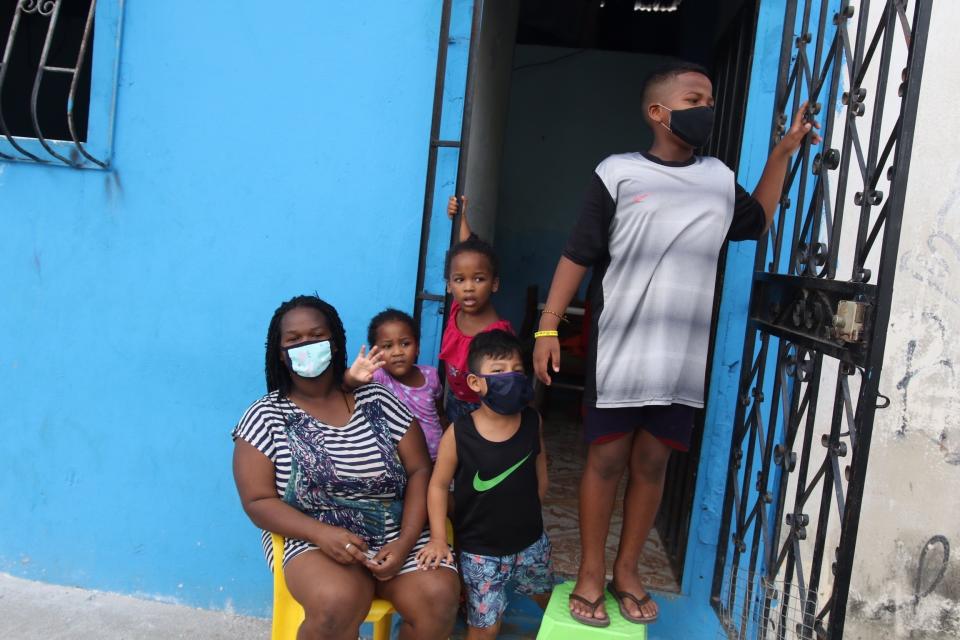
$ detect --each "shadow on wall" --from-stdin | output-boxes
[493,46,666,328]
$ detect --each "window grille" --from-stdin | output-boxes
[0,0,121,168]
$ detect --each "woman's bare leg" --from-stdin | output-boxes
[377,567,459,640]
[284,551,373,640]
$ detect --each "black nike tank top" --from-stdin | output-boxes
[453,406,543,556]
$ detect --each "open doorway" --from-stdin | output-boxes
[457,0,760,592]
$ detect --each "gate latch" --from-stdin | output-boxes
[832,300,867,342]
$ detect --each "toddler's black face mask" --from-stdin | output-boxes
[659,104,715,148]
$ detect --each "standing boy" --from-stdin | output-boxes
[533,61,819,627]
[419,330,553,639]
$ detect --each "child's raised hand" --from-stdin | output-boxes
[415,538,453,570]
[777,101,822,156]
[347,345,385,386]
[447,195,468,221]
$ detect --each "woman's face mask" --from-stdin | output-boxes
[476,371,534,415]
[284,339,333,378]
[656,104,715,148]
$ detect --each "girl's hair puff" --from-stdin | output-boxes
[367,308,420,347]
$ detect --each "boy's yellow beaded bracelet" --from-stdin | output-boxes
[534,330,560,339]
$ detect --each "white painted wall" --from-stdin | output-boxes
[845,1,960,637]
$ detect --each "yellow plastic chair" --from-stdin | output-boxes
[269,532,395,640]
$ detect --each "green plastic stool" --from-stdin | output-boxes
[536,581,648,639]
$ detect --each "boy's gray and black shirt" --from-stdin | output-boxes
[563,151,766,409]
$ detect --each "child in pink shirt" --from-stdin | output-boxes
[439,197,513,422]
[367,309,447,460]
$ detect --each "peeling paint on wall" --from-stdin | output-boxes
[898,172,960,309]
[890,175,960,463]
[849,536,958,638]
[846,3,960,636]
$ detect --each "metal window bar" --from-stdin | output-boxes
[0,0,105,167]
[710,1,933,639]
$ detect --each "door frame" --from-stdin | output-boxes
[413,0,481,365]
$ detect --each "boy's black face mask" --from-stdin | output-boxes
[659,105,715,148]
[475,372,534,415]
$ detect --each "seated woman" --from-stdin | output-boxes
[232,295,459,640]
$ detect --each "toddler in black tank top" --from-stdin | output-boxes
[417,330,554,633]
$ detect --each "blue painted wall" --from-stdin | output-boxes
[0,1,472,616]
[0,0,820,633]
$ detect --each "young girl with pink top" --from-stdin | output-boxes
[440,196,513,424]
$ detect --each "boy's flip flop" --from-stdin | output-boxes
[607,582,659,624]
[568,593,611,628]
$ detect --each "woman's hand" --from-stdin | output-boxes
[344,345,384,389]
[366,538,412,581]
[312,524,371,565]
[415,538,453,570]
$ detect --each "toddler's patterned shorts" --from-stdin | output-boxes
[459,532,554,628]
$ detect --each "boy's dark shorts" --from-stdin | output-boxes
[584,403,697,451]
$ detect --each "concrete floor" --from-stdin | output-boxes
[0,572,550,640]
[0,573,271,640]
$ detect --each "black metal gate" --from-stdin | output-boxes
[710,1,932,638]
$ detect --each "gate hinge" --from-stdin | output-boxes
[831,300,868,342]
